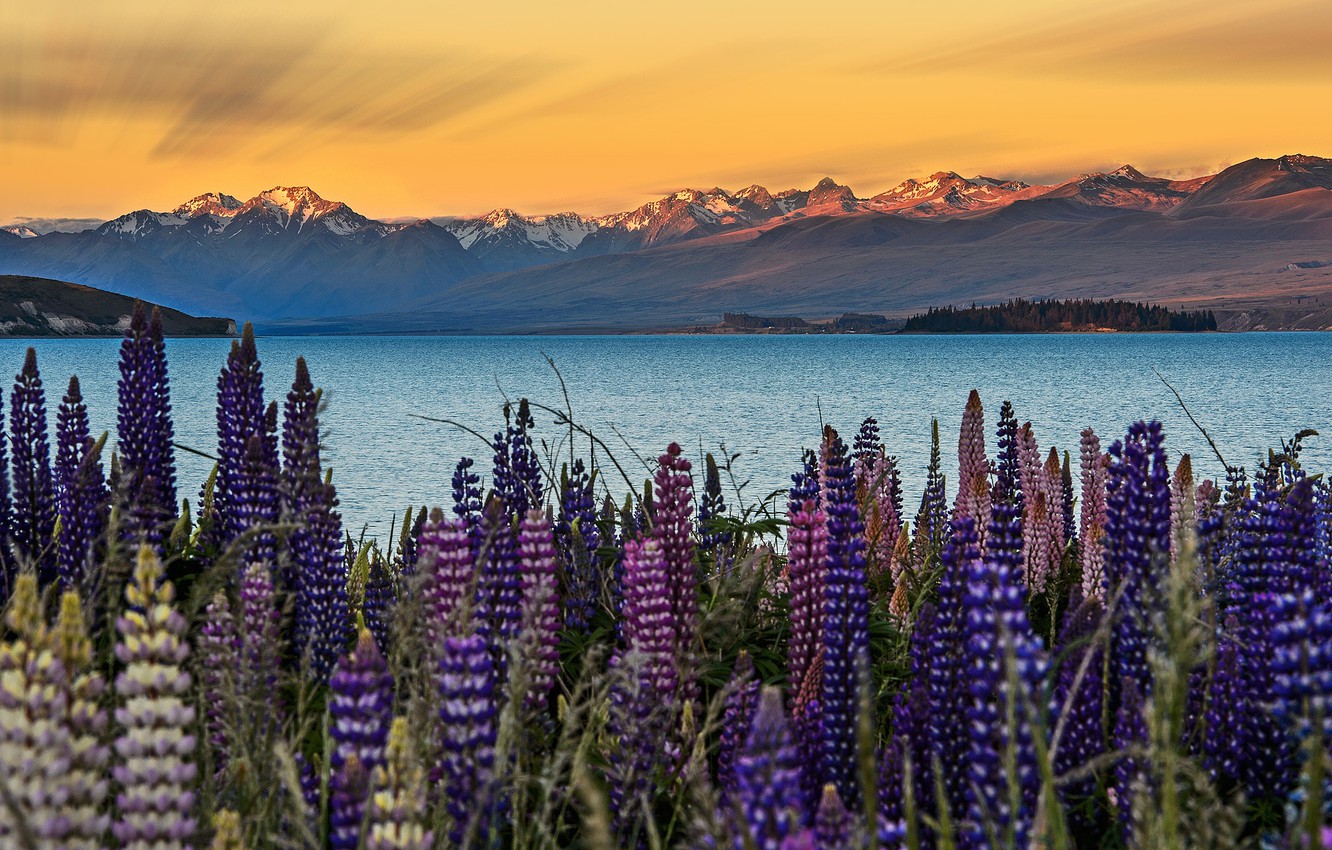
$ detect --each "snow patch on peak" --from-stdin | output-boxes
[175,192,242,217]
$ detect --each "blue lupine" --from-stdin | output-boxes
[229,427,280,568]
[437,633,499,846]
[10,348,56,582]
[1113,677,1149,835]
[1230,476,1321,601]
[734,686,804,850]
[717,651,761,810]
[1271,592,1332,742]
[451,456,484,554]
[116,303,177,550]
[1203,617,1243,784]
[292,478,349,683]
[556,458,600,629]
[1104,421,1171,696]
[329,629,395,850]
[1233,595,1298,800]
[55,376,107,590]
[891,609,939,837]
[213,324,273,561]
[961,515,1048,850]
[819,427,870,809]
[363,556,395,654]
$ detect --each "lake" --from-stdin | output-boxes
[2,333,1328,535]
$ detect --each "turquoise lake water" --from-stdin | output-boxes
[2,333,1328,535]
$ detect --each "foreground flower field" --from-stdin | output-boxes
[1,306,1330,850]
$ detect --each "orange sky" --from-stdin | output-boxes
[3,0,1330,223]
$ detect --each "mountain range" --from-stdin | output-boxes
[2,155,1331,331]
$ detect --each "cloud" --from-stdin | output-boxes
[0,216,104,234]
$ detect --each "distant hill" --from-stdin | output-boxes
[0,275,236,336]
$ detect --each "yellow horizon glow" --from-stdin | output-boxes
[3,0,1330,223]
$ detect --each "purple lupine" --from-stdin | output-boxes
[1231,595,1298,800]
[451,456,484,554]
[1078,427,1108,599]
[476,495,522,676]
[891,608,938,836]
[913,418,949,559]
[988,401,1024,585]
[330,755,370,850]
[1112,677,1148,835]
[617,537,680,697]
[112,546,198,850]
[213,323,269,554]
[197,590,237,775]
[417,511,475,650]
[699,451,731,553]
[116,303,177,550]
[239,562,282,704]
[291,478,350,683]
[852,416,881,471]
[876,738,908,847]
[1052,596,1106,829]
[1104,421,1171,696]
[518,508,561,712]
[280,357,321,514]
[1272,592,1332,736]
[228,428,280,568]
[11,347,56,582]
[492,399,543,519]
[861,447,903,585]
[1061,451,1075,544]
[556,458,600,629]
[787,494,829,812]
[814,784,852,850]
[0,574,71,843]
[653,442,698,701]
[1203,618,1243,784]
[1231,475,1321,601]
[792,448,821,510]
[56,377,108,590]
[717,651,761,811]
[733,686,803,850]
[955,389,992,550]
[329,628,395,850]
[819,426,870,809]
[367,717,433,850]
[437,633,499,846]
[53,589,111,848]
[961,514,1048,850]
[364,556,396,654]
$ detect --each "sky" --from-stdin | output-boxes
[3,0,1330,224]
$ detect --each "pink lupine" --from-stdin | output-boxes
[1078,427,1108,599]
[1169,454,1196,561]
[955,389,992,549]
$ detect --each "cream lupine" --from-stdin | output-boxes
[53,590,110,849]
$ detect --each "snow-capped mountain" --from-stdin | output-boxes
[1033,165,1210,212]
[444,209,598,271]
[96,186,387,242]
[173,192,243,218]
[0,225,41,239]
[868,172,1030,217]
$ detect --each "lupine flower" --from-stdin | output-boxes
[1271,593,1332,742]
[1061,450,1075,544]
[876,738,907,845]
[367,717,433,850]
[197,591,237,778]
[451,457,484,554]
[786,500,827,712]
[1023,447,1066,592]
[417,510,475,650]
[891,608,939,830]
[364,556,396,654]
[0,574,71,843]
[228,429,280,568]
[653,442,698,701]
[716,652,761,811]
[733,686,803,850]
[819,427,870,809]
[1203,617,1243,784]
[1112,677,1148,836]
[48,590,110,849]
[291,478,349,683]
[955,389,992,548]
[56,377,108,591]
[913,419,949,559]
[961,514,1048,850]
[117,304,177,549]
[477,496,522,676]
[617,537,681,698]
[329,628,395,850]
[1104,421,1171,695]
[699,452,731,552]
[1078,427,1108,599]
[926,519,979,824]
[239,562,282,706]
[280,358,321,514]
[213,324,268,553]
[113,546,198,850]
[556,458,600,629]
[518,508,561,713]
[209,810,243,850]
[11,348,57,581]
[852,416,881,472]
[1052,596,1106,827]
[860,448,903,586]
[1231,595,1298,799]
[814,784,852,850]
[1169,454,1196,562]
[437,633,499,846]
[492,399,543,519]
[791,448,821,510]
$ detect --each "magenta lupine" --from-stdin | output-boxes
[367,717,433,850]
[437,633,499,846]
[653,442,698,701]
[1104,421,1171,696]
[786,501,828,715]
[329,629,395,850]
[716,651,761,810]
[1078,427,1108,599]
[955,389,992,549]
[11,347,57,582]
[518,508,560,712]
[616,537,680,698]
[417,511,475,650]
[819,427,870,809]
[56,377,108,590]
[733,686,803,850]
[112,546,198,850]
[116,304,177,550]
[197,591,237,775]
